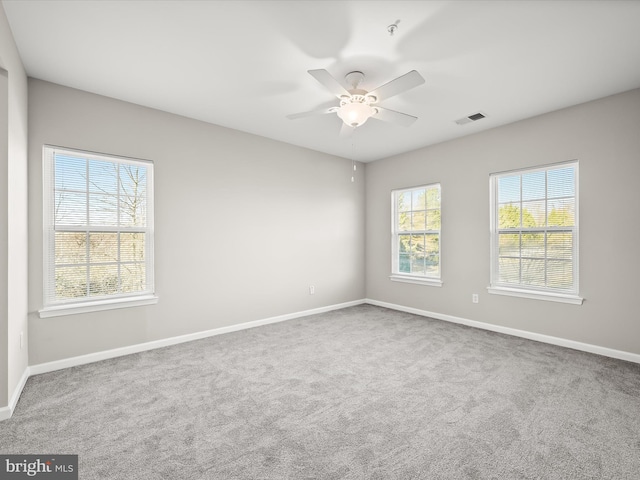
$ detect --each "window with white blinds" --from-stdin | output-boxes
[41,146,156,317]
[489,161,582,304]
[391,184,442,286]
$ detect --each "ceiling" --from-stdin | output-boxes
[4,0,640,162]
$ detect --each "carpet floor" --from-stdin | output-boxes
[1,305,639,479]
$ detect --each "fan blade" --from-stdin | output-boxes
[308,69,351,98]
[339,122,354,138]
[287,107,336,120]
[372,107,418,127]
[369,70,425,102]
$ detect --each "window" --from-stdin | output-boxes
[391,184,442,286]
[489,161,582,304]
[41,146,157,317]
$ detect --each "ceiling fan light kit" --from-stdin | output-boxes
[336,71,378,127]
[337,96,378,127]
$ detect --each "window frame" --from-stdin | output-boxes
[40,145,158,318]
[390,183,442,287]
[488,160,583,305]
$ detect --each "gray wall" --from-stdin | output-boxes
[28,79,365,365]
[366,88,640,356]
[0,4,29,410]
[0,65,6,407]
[19,67,640,367]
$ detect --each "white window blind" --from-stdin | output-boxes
[489,161,580,303]
[391,184,442,286]
[42,146,155,314]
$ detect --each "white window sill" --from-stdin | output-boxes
[390,274,443,287]
[39,294,159,318]
[487,286,583,305]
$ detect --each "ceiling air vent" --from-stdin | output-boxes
[455,112,486,125]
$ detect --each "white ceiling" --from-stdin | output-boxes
[4,0,640,162]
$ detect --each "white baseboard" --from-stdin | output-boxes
[365,298,640,364]
[29,299,366,376]
[0,367,30,421]
[9,296,636,423]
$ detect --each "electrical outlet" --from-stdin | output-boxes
[309,285,315,295]
[472,294,479,304]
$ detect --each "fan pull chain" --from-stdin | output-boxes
[351,139,356,183]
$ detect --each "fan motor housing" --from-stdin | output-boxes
[345,71,365,89]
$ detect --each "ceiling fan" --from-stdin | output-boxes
[287,69,425,136]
